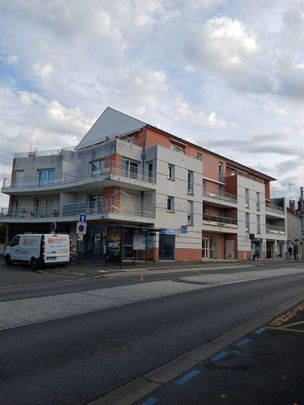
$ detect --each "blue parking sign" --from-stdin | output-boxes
[79,214,86,222]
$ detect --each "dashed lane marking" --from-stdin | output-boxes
[140,397,159,405]
[211,351,230,363]
[175,369,202,385]
[235,337,251,347]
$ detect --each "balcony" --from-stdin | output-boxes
[2,162,156,195]
[203,213,238,231]
[266,224,286,235]
[203,189,237,207]
[0,199,155,223]
[265,202,285,218]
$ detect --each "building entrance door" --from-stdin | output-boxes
[202,236,215,259]
[85,233,103,259]
[159,234,175,260]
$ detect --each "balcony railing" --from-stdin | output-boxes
[0,199,155,220]
[2,162,156,190]
[203,190,237,204]
[203,213,238,228]
[266,224,286,234]
[265,202,285,214]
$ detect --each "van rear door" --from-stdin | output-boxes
[44,234,70,264]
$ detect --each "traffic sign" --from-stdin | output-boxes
[79,214,86,222]
[76,222,87,235]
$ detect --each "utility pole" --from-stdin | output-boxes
[301,187,304,260]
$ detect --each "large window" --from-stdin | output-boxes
[256,192,260,211]
[187,170,194,194]
[34,199,53,217]
[218,162,224,182]
[90,159,105,176]
[15,170,24,186]
[121,158,138,179]
[38,168,55,186]
[88,194,103,214]
[245,188,250,208]
[245,212,250,232]
[257,214,261,234]
[187,201,194,225]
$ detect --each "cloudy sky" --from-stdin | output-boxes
[1,0,304,205]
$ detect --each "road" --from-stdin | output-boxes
[0,261,303,404]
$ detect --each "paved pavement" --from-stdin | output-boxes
[132,300,304,405]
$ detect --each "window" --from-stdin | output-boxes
[257,214,261,234]
[10,235,20,247]
[245,212,250,232]
[256,192,260,211]
[15,170,24,186]
[187,201,194,225]
[202,179,206,194]
[196,153,202,161]
[219,185,225,197]
[34,199,53,217]
[88,194,103,214]
[167,196,174,212]
[146,161,154,182]
[90,159,105,176]
[219,162,224,182]
[168,164,175,180]
[171,144,184,153]
[38,168,55,186]
[245,188,250,208]
[121,158,138,179]
[187,170,194,194]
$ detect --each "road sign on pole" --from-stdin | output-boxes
[79,214,86,222]
[76,222,87,235]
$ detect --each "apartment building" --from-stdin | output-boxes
[0,107,287,262]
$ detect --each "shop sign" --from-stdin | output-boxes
[160,229,175,235]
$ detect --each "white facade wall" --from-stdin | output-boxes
[154,146,202,252]
[237,175,266,255]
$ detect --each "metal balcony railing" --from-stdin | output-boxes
[0,200,155,220]
[2,162,156,189]
[265,202,285,214]
[266,224,286,234]
[203,213,238,227]
[203,190,237,204]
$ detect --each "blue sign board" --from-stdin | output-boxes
[160,229,175,235]
[180,225,188,234]
[79,214,86,222]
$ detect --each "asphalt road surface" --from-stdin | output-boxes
[0,262,303,404]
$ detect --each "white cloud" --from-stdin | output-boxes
[33,62,54,79]
[177,98,226,128]
[187,16,258,72]
[6,54,19,65]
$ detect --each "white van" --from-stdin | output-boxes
[4,234,70,270]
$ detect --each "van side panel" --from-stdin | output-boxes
[16,235,41,262]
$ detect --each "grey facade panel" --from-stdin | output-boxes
[77,107,146,149]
